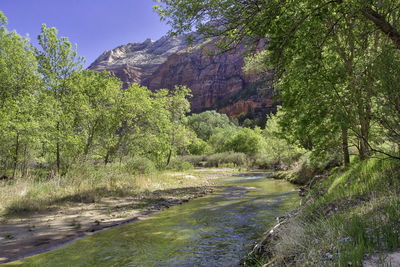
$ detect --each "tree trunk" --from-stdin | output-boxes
[358,122,370,160]
[166,148,172,166]
[21,144,28,177]
[357,84,371,160]
[361,7,400,50]
[12,132,19,179]
[104,151,110,165]
[341,125,350,167]
[56,122,60,174]
[84,132,93,156]
[84,122,97,156]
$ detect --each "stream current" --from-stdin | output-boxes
[13,173,298,266]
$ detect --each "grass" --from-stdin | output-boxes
[251,157,400,266]
[0,162,217,217]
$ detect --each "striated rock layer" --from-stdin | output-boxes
[88,34,276,118]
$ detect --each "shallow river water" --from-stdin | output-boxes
[10,173,298,266]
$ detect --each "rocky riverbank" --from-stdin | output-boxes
[244,158,400,266]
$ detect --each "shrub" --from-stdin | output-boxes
[168,159,194,171]
[188,138,211,155]
[224,127,266,154]
[204,152,248,167]
[223,152,247,166]
[180,155,206,167]
[125,157,156,175]
[250,153,273,169]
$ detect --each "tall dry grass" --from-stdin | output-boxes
[0,162,213,217]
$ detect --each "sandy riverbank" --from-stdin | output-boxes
[0,168,234,264]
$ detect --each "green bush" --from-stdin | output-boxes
[204,152,247,167]
[180,155,206,167]
[188,138,211,155]
[185,110,236,141]
[168,159,194,171]
[125,157,156,175]
[224,127,266,154]
[250,153,273,169]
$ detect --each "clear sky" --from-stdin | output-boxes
[1,0,170,67]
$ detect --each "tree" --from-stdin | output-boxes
[154,0,400,162]
[224,127,266,154]
[0,13,40,177]
[185,110,236,141]
[101,83,152,165]
[154,1,400,54]
[67,70,122,158]
[35,24,84,174]
[155,86,192,166]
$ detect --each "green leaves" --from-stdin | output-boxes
[35,24,84,93]
[0,10,7,25]
[0,15,41,176]
[154,0,400,161]
[185,110,235,141]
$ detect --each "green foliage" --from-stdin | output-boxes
[168,159,193,171]
[179,155,206,167]
[0,11,195,177]
[262,110,305,166]
[204,152,247,168]
[125,157,156,175]
[67,70,122,157]
[187,137,210,155]
[185,110,236,141]
[261,159,400,265]
[0,10,7,25]
[372,47,400,152]
[154,0,400,164]
[208,126,238,153]
[0,18,41,178]
[224,127,266,154]
[34,24,85,173]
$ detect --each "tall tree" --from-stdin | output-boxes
[68,70,122,158]
[0,13,40,177]
[35,25,84,174]
[155,0,400,161]
[154,86,192,166]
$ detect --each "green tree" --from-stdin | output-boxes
[101,83,153,165]
[208,126,238,153]
[185,110,236,141]
[0,13,40,177]
[224,127,266,154]
[68,70,122,158]
[263,110,305,165]
[155,0,400,162]
[155,86,192,166]
[35,24,84,174]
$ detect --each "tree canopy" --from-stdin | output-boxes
[154,0,400,163]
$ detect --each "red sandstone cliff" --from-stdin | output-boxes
[88,34,276,118]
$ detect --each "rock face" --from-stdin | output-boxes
[88,34,276,119]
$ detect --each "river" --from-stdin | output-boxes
[9,173,298,266]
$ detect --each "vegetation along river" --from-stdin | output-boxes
[6,173,298,266]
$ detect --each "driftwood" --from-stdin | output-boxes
[251,219,286,256]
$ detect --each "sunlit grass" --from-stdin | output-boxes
[257,158,400,266]
[0,163,215,217]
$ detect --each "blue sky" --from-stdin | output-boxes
[1,0,170,67]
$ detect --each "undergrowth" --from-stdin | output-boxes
[253,158,400,266]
